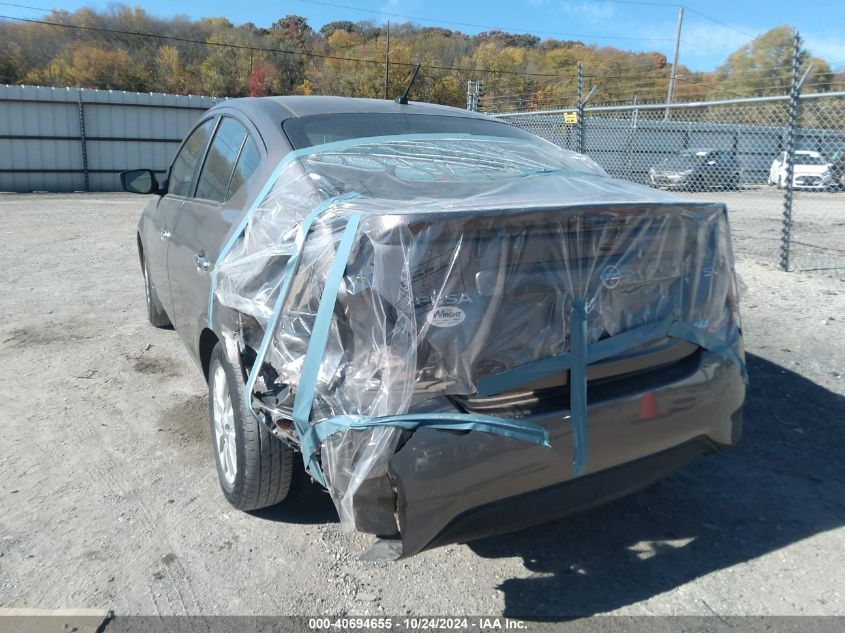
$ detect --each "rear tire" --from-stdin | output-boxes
[208,343,294,511]
[142,255,172,328]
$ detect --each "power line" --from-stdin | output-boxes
[682,6,755,39]
[301,0,758,54]
[585,0,679,6]
[2,0,759,58]
[0,1,51,10]
[0,14,573,78]
[1,0,761,70]
[2,11,793,88]
[298,0,676,42]
[590,0,756,39]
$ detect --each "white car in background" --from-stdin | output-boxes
[769,150,835,190]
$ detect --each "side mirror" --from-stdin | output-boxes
[120,169,162,195]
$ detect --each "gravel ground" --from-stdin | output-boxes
[684,186,845,276]
[0,192,843,618]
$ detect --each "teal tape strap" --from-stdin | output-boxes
[477,319,745,397]
[207,153,295,327]
[301,413,552,487]
[570,299,588,477]
[477,349,575,397]
[477,320,669,396]
[243,193,359,410]
[292,214,362,430]
[286,209,552,485]
[584,320,673,364]
[294,319,744,485]
[207,132,524,327]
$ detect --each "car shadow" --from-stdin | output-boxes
[467,353,845,618]
[250,460,340,525]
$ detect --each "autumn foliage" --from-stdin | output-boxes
[0,6,839,109]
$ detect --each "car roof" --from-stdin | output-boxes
[212,95,492,123]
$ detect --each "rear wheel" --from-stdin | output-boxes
[142,254,171,328]
[208,343,294,511]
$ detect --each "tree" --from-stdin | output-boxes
[478,31,540,48]
[156,46,185,93]
[199,32,249,96]
[320,21,356,38]
[269,15,312,52]
[247,62,274,96]
[0,40,25,84]
[1,5,838,108]
[715,26,832,97]
[28,43,141,89]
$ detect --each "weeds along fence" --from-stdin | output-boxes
[0,84,222,193]
[493,92,845,275]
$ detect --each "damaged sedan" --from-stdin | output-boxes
[123,96,746,559]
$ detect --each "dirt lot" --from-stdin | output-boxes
[0,192,843,618]
[685,186,845,274]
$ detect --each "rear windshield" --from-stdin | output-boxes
[282,113,608,184]
[284,113,544,149]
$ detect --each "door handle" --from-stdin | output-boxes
[194,254,211,273]
[159,227,171,240]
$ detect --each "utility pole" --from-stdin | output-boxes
[665,6,684,120]
[383,21,390,100]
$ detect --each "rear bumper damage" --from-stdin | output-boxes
[349,350,745,558]
[210,133,748,556]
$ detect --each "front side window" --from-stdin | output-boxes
[170,118,215,197]
[195,118,249,203]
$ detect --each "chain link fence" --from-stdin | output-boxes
[492,92,845,276]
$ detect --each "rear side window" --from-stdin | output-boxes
[195,118,249,203]
[227,137,260,199]
[170,118,215,197]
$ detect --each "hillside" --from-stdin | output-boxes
[0,6,840,110]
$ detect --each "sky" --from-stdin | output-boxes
[2,0,844,71]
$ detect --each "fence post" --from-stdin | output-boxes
[779,32,802,272]
[625,95,639,180]
[577,62,584,153]
[77,89,89,192]
[466,80,479,112]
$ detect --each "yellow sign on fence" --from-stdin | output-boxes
[563,112,578,124]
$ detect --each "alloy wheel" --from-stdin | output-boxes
[211,364,238,485]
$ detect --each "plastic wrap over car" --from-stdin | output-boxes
[210,132,744,540]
